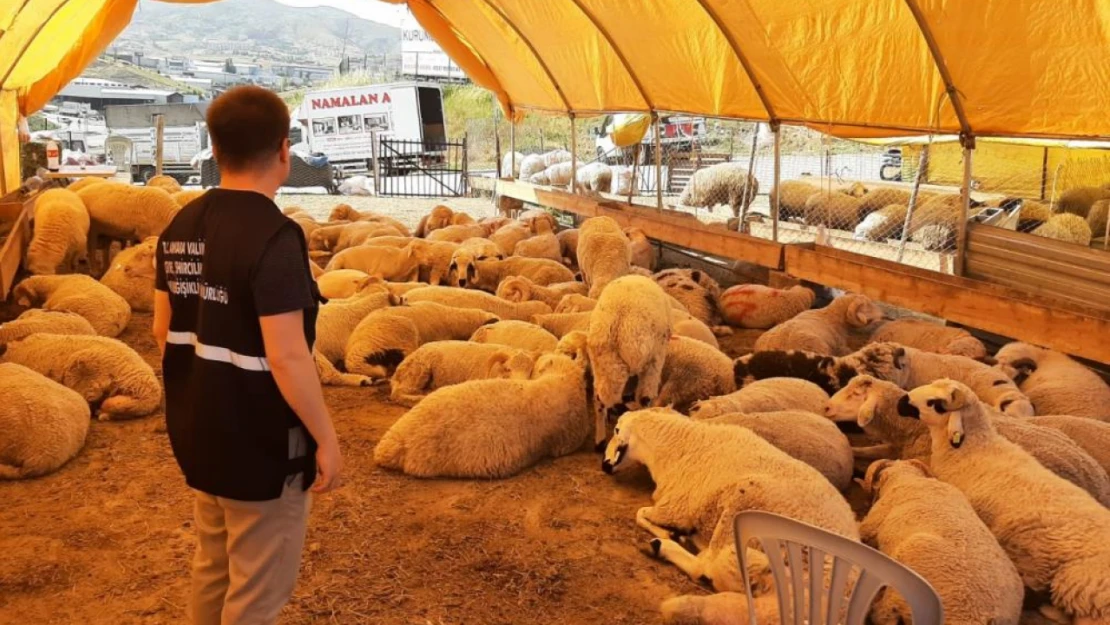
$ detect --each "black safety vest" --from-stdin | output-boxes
[158,190,320,501]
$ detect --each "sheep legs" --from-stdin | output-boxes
[637,506,694,541]
[98,394,158,421]
[852,444,895,461]
[315,352,372,387]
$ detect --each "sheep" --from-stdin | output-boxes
[531,162,573,187]
[0,309,97,346]
[388,341,535,406]
[470,320,558,353]
[518,154,546,180]
[676,162,759,218]
[402,285,551,321]
[654,272,721,328]
[332,221,405,252]
[732,345,896,395]
[1032,213,1093,246]
[576,216,631,298]
[1056,186,1110,218]
[495,276,587,309]
[0,363,91,479]
[170,189,206,207]
[718,284,814,329]
[512,232,562,261]
[315,269,372,300]
[555,293,598,313]
[501,151,524,178]
[1086,199,1110,239]
[326,205,412,237]
[753,293,883,356]
[425,223,488,244]
[609,165,638,196]
[99,236,157,312]
[826,376,1110,503]
[768,179,819,222]
[76,182,179,241]
[689,378,829,420]
[852,342,1034,416]
[672,318,720,348]
[532,311,592,338]
[489,221,532,257]
[145,175,182,194]
[13,274,131,337]
[994,342,1110,421]
[556,228,579,267]
[804,191,863,230]
[324,243,421,281]
[624,227,656,271]
[907,194,968,251]
[374,352,590,478]
[414,205,454,237]
[858,459,1024,625]
[313,290,393,386]
[870,317,987,360]
[653,267,722,297]
[574,162,612,193]
[652,336,735,413]
[602,408,859,593]
[588,275,672,444]
[471,256,576,292]
[414,240,461,286]
[543,149,572,167]
[0,333,161,420]
[901,379,1110,624]
[26,189,89,275]
[858,187,912,217]
[1026,416,1110,476]
[343,302,499,379]
[854,203,908,241]
[66,177,106,192]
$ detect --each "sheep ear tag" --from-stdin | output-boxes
[948,413,964,449]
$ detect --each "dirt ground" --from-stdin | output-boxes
[0,194,769,625]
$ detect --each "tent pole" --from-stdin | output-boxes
[570,113,577,193]
[772,123,781,242]
[509,115,516,179]
[955,145,972,276]
[739,122,759,232]
[154,114,165,178]
[654,113,663,211]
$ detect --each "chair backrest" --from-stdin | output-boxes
[106,136,132,173]
[733,510,943,625]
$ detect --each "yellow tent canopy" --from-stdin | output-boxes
[5,0,1110,194]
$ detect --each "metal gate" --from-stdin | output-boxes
[375,136,468,197]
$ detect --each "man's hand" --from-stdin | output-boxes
[312,440,343,493]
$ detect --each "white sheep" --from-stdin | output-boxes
[324,243,421,281]
[518,154,546,180]
[316,269,372,300]
[512,232,562,262]
[768,179,820,222]
[1032,213,1093,246]
[448,240,502,288]
[0,309,96,345]
[602,408,859,594]
[1056,186,1110,218]
[870,317,987,360]
[654,271,721,328]
[1027,416,1110,476]
[718,284,814,329]
[0,333,161,420]
[146,175,182,194]
[331,221,405,252]
[26,188,89,275]
[375,352,590,478]
[753,293,883,356]
[902,380,1110,624]
[495,276,587,309]
[470,319,558,353]
[854,203,908,241]
[413,240,461,286]
[313,290,393,387]
[76,182,179,241]
[1086,199,1110,239]
[413,205,454,237]
[501,151,524,178]
[530,162,573,187]
[707,410,854,491]
[652,336,735,413]
[588,275,672,444]
[995,342,1110,421]
[0,362,91,479]
[402,285,551,321]
[388,341,535,406]
[471,256,576,292]
[543,149,572,168]
[66,177,107,193]
[576,216,631,298]
[532,311,592,338]
[489,221,532,257]
[676,162,759,218]
[689,378,829,420]
[425,223,488,244]
[654,268,722,295]
[857,459,1024,625]
[574,162,612,193]
[858,187,913,216]
[624,227,656,271]
[343,302,499,379]
[99,237,157,312]
[13,274,131,337]
[672,318,720,349]
[826,375,1110,504]
[804,191,863,230]
[556,228,579,267]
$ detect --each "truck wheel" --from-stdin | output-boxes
[880,164,902,182]
[138,167,156,183]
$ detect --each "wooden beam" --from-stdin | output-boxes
[0,193,33,300]
[496,179,784,269]
[785,244,1110,364]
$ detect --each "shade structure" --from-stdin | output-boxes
[4,0,1110,194]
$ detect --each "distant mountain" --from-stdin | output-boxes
[115,0,399,66]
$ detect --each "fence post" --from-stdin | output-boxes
[739,122,760,233]
[654,112,663,211]
[494,119,502,179]
[371,130,381,196]
[897,143,930,262]
[955,143,973,276]
[772,122,781,242]
[462,133,469,196]
[570,113,577,194]
[628,144,640,205]
[509,117,516,180]
[154,114,165,178]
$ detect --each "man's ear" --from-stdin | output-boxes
[279,138,291,164]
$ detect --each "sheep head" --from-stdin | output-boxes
[449,249,480,288]
[488,350,535,381]
[899,379,976,449]
[554,330,589,364]
[994,342,1043,385]
[328,203,357,222]
[844,294,884,328]
[826,375,884,426]
[858,458,932,496]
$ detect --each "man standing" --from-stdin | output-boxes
[152,85,342,624]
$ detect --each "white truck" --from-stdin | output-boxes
[104,102,209,184]
[292,82,447,175]
[592,113,707,163]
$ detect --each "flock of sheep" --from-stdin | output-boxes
[2,174,1110,625]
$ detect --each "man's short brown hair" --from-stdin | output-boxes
[206,86,290,171]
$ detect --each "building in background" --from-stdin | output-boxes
[400,11,464,81]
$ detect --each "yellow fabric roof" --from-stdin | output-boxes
[5,0,1110,194]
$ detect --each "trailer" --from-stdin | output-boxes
[104,102,210,183]
[293,82,447,176]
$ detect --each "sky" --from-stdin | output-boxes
[275,0,407,26]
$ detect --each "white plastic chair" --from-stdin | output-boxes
[734,510,943,625]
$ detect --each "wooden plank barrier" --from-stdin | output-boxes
[0,190,33,300]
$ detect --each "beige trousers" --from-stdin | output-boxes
[190,475,312,625]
